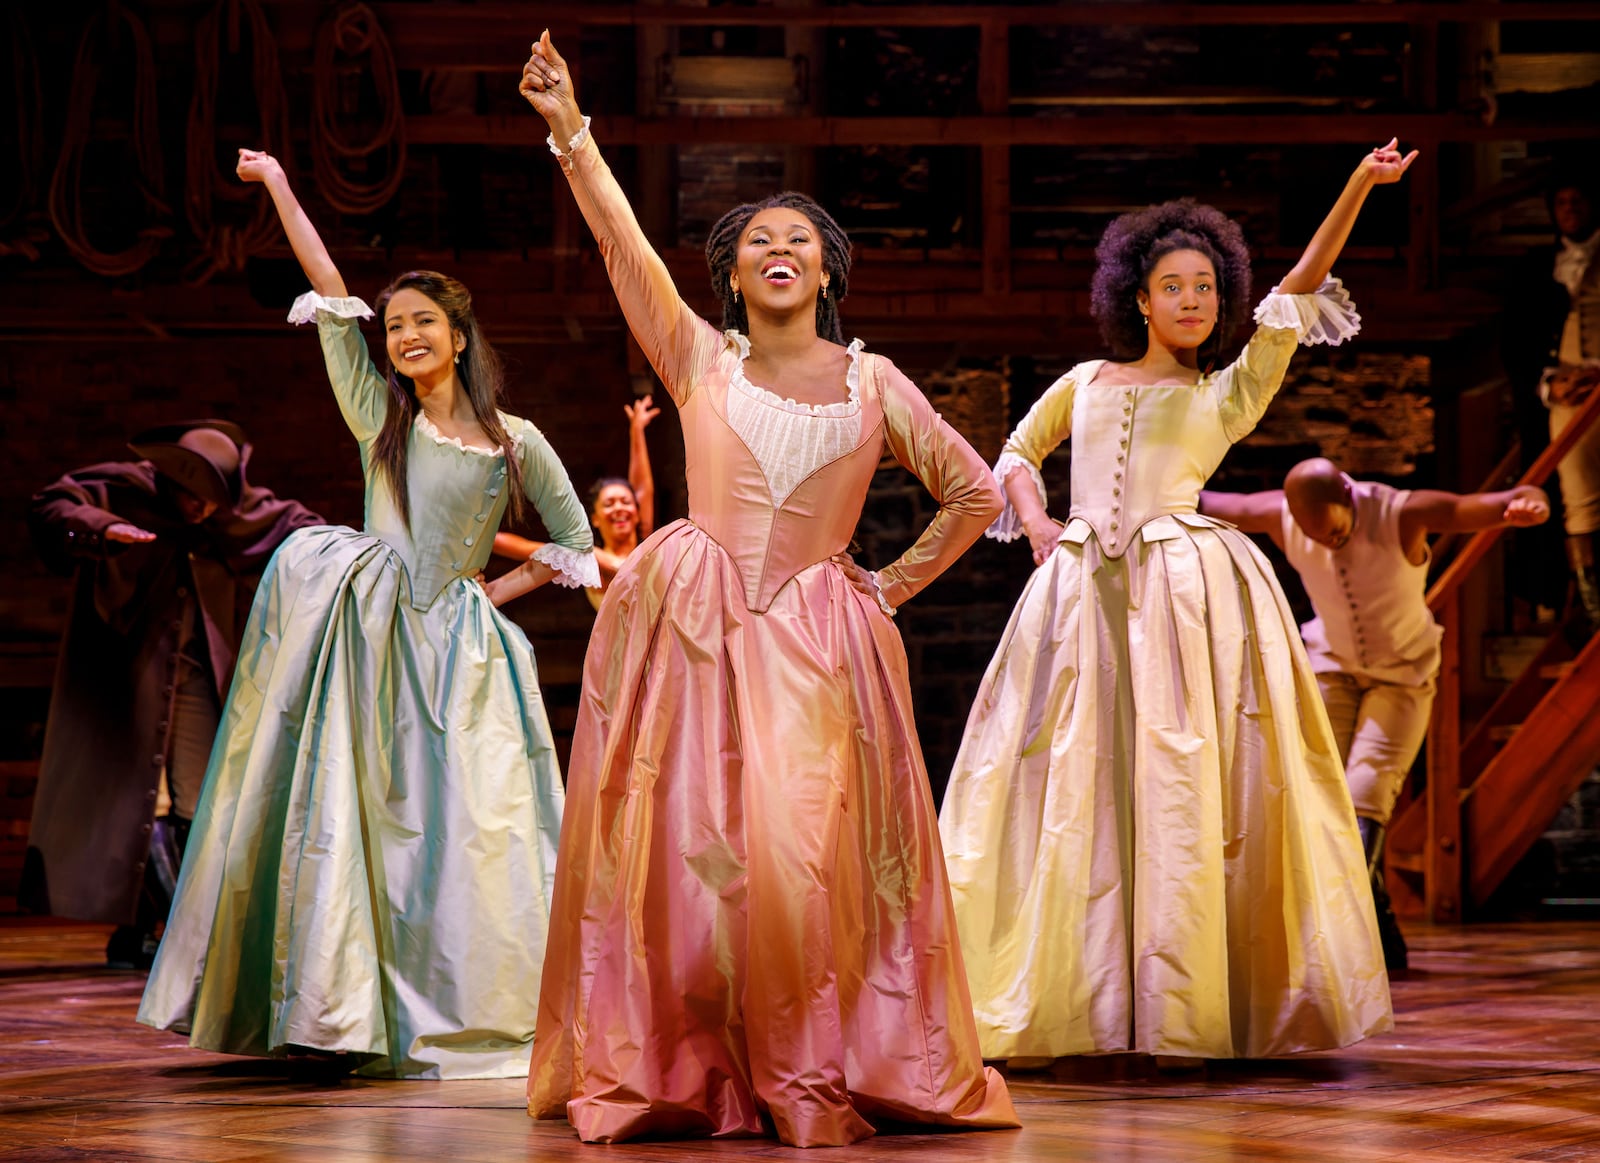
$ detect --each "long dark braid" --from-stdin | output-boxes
[371,270,528,531]
[704,192,852,345]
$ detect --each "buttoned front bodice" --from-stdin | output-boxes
[990,327,1302,557]
[1065,362,1292,557]
[987,280,1361,554]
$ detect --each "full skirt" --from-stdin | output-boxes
[939,517,1393,1060]
[527,520,1018,1147]
[138,526,564,1079]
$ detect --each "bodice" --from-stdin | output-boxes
[1063,361,1268,557]
[681,345,888,613]
[362,418,513,609]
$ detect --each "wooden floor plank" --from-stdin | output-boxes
[3,919,1598,1162]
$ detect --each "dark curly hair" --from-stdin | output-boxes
[1090,199,1253,364]
[704,192,852,345]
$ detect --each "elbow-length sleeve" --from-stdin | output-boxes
[873,358,1003,610]
[287,291,388,444]
[987,370,1077,542]
[550,125,721,405]
[509,416,602,591]
[1218,276,1362,442]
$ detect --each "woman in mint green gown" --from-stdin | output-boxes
[137,149,598,1080]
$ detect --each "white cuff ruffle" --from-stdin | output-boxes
[985,452,1048,542]
[867,570,896,618]
[546,116,593,159]
[287,290,374,325]
[533,541,601,590]
[1252,275,1361,346]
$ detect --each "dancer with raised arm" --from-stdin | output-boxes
[940,145,1416,1064]
[519,31,1017,1148]
[494,392,660,609]
[1200,458,1550,970]
[138,148,599,1079]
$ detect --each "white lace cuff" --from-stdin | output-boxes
[287,290,374,325]
[867,571,896,618]
[985,452,1048,542]
[533,541,601,590]
[1252,276,1361,347]
[546,116,593,159]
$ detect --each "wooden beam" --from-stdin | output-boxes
[355,3,1600,34]
[407,112,1600,148]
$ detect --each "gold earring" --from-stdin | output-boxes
[822,285,828,300]
[733,287,740,303]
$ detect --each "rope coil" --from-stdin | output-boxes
[47,0,173,278]
[310,1,407,216]
[185,0,294,282]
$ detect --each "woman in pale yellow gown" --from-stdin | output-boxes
[941,145,1418,1063]
[518,35,1018,1147]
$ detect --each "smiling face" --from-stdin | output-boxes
[730,208,828,325]
[592,483,639,546]
[1137,248,1219,353]
[384,287,464,381]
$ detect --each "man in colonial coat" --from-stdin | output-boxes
[22,419,323,966]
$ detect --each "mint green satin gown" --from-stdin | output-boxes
[138,294,599,1079]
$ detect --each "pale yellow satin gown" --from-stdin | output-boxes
[527,128,1019,1146]
[940,284,1394,1062]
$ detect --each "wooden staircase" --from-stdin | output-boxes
[1388,383,1600,922]
[1387,630,1600,915]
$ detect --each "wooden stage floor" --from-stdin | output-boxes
[2,919,1597,1162]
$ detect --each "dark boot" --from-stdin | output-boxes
[1358,817,1409,973]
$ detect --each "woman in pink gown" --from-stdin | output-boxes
[517,35,1018,1148]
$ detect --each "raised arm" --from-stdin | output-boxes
[237,150,345,298]
[519,33,713,401]
[1278,139,1417,294]
[239,150,386,441]
[1198,488,1286,546]
[625,394,659,538]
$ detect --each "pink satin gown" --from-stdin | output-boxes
[527,131,1020,1147]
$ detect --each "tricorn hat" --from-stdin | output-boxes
[128,419,247,510]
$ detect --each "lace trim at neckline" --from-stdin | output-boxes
[415,411,519,457]
[724,331,865,417]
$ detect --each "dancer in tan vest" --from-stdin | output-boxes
[1200,458,1548,967]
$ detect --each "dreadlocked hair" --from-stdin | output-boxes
[704,192,852,345]
[371,270,528,531]
[1090,199,1253,365]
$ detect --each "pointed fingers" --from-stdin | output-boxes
[1399,149,1420,172]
